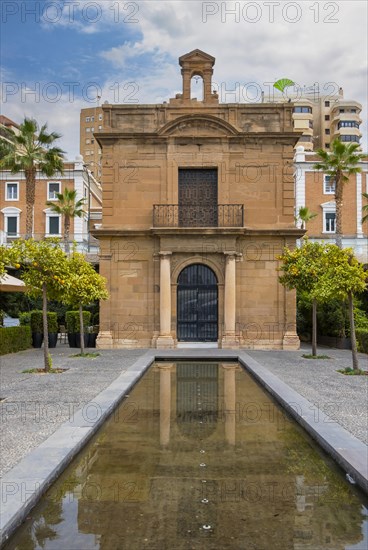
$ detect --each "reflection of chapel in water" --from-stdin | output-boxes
[71,364,366,550]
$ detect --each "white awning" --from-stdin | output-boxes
[0,274,27,293]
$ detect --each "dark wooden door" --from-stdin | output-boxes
[178,169,218,226]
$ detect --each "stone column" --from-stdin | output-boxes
[283,287,300,350]
[158,363,172,447]
[222,252,239,348]
[156,252,175,348]
[222,364,237,446]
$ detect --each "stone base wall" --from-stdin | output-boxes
[97,233,300,351]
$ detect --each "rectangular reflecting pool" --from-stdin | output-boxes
[4,362,368,549]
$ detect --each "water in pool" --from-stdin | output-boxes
[4,362,368,549]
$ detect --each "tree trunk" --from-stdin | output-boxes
[348,292,359,372]
[79,304,85,355]
[42,282,50,371]
[64,215,70,254]
[25,167,36,239]
[335,172,343,249]
[312,298,317,357]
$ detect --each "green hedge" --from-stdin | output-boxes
[356,329,368,354]
[0,326,32,355]
[66,311,91,333]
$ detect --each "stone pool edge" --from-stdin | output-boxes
[1,349,367,546]
[0,351,156,547]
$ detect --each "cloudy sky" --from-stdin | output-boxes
[1,0,367,156]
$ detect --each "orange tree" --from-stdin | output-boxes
[7,238,69,371]
[278,239,326,357]
[63,251,108,355]
[314,246,366,372]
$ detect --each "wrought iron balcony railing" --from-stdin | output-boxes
[153,204,244,228]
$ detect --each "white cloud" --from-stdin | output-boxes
[3,0,366,155]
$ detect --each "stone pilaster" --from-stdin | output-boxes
[156,252,175,348]
[222,252,239,348]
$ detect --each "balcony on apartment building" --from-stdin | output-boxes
[0,231,100,259]
[153,204,244,228]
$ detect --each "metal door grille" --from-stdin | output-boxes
[178,169,218,227]
[177,264,218,342]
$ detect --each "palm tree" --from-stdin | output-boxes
[0,117,65,239]
[362,192,368,224]
[296,206,317,230]
[46,188,85,253]
[314,139,364,248]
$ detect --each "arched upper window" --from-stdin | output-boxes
[190,74,204,101]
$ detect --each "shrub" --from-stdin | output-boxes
[65,311,75,333]
[19,312,31,326]
[66,311,91,333]
[0,326,32,355]
[356,329,368,354]
[30,310,43,333]
[47,312,58,333]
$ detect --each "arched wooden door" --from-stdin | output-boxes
[177,264,218,342]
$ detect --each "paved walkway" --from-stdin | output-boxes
[1,344,367,478]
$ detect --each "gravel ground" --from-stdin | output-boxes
[0,345,147,478]
[1,343,367,478]
[247,344,368,445]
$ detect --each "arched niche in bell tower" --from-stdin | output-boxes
[178,49,218,103]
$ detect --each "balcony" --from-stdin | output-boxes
[153,204,244,228]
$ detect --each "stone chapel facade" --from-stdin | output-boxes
[94,50,303,349]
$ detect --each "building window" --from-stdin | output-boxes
[91,138,95,144]
[325,129,330,135]
[325,115,330,121]
[44,208,61,236]
[338,121,360,129]
[86,127,91,133]
[293,106,312,113]
[324,212,336,233]
[1,207,21,238]
[48,182,60,200]
[7,216,18,236]
[85,117,90,122]
[91,127,94,132]
[309,121,313,129]
[324,175,335,194]
[325,143,330,148]
[6,182,19,200]
[325,101,330,107]
[339,108,345,113]
[91,116,94,122]
[340,135,360,143]
[98,125,102,130]
[350,109,357,113]
[85,139,90,144]
[99,114,103,120]
[48,216,60,235]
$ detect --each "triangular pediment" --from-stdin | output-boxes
[158,115,238,137]
[179,50,215,66]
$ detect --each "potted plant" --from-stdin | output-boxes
[65,310,77,347]
[47,312,58,348]
[30,310,43,348]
